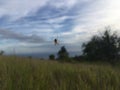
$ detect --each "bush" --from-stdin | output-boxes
[57,46,69,61]
[0,50,4,55]
[82,28,120,63]
[49,54,55,60]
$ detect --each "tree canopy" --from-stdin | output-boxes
[57,46,69,60]
[82,28,120,62]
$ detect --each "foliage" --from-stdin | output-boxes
[0,56,120,90]
[0,50,4,55]
[82,28,120,62]
[49,54,55,60]
[73,55,85,62]
[57,46,69,60]
[28,56,32,59]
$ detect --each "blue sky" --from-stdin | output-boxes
[0,0,120,58]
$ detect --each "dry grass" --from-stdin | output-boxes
[0,56,119,90]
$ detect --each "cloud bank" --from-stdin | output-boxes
[0,29,45,43]
[0,0,120,57]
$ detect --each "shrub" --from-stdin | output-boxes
[57,46,69,61]
[49,54,55,60]
[82,28,120,63]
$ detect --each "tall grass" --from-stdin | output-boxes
[0,56,120,90]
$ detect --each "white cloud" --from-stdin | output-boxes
[0,0,79,21]
[59,0,120,44]
[0,0,47,20]
[1,0,120,56]
[49,0,77,8]
[67,0,120,43]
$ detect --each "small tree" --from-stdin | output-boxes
[57,46,69,60]
[82,28,120,62]
[28,56,32,59]
[49,54,55,60]
[0,50,4,55]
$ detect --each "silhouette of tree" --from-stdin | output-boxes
[0,50,4,55]
[28,56,32,59]
[82,28,120,62]
[57,46,69,60]
[49,54,55,60]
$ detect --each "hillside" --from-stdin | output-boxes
[0,56,120,90]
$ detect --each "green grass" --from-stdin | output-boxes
[0,56,120,90]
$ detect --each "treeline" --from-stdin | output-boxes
[49,27,120,63]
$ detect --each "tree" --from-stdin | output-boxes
[57,46,69,60]
[0,50,4,55]
[28,56,32,59]
[82,28,120,62]
[49,54,55,60]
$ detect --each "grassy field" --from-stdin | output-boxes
[0,56,120,90]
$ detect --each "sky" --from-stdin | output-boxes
[0,0,120,58]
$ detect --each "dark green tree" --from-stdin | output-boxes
[57,46,69,60]
[0,50,4,55]
[82,28,120,62]
[49,54,55,60]
[28,56,32,59]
